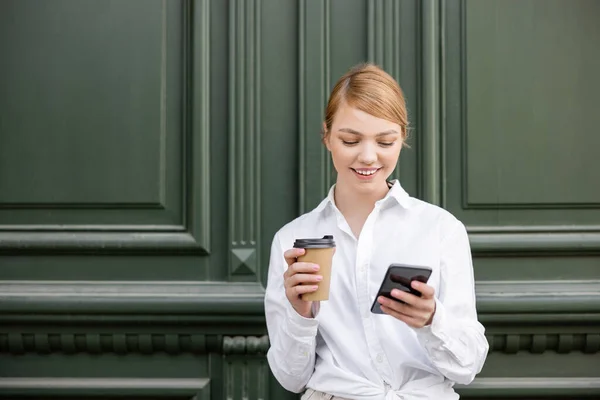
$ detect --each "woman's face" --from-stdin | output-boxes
[325,103,403,194]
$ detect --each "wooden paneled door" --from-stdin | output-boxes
[1,1,598,399]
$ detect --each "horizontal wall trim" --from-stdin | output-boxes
[223,335,269,355]
[0,231,208,254]
[468,230,600,254]
[476,280,600,314]
[1,280,599,318]
[456,377,600,397]
[0,333,221,355]
[487,333,600,355]
[0,281,264,315]
[2,332,597,356]
[0,202,163,210]
[0,378,209,397]
[0,334,272,356]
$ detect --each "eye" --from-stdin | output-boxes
[342,140,359,146]
[378,142,395,147]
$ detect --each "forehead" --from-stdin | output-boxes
[332,103,399,133]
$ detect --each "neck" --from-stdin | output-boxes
[333,179,390,217]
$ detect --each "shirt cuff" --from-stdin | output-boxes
[284,301,319,339]
[414,298,451,346]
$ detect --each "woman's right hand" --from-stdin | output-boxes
[283,248,322,318]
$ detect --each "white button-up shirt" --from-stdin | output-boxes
[265,180,489,400]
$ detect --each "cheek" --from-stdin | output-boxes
[380,148,401,169]
[329,144,353,166]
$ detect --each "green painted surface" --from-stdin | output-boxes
[0,0,599,399]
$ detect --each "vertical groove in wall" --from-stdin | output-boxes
[299,0,306,213]
[459,0,468,209]
[421,0,441,205]
[322,0,332,197]
[228,0,236,249]
[257,360,267,400]
[299,0,331,214]
[189,0,211,251]
[159,0,167,205]
[367,0,403,179]
[225,359,234,400]
[221,358,268,400]
[229,0,261,278]
[440,0,447,207]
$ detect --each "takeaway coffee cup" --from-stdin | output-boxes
[293,235,336,301]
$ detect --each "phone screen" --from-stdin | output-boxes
[370,264,432,314]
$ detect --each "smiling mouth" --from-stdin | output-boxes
[351,168,381,177]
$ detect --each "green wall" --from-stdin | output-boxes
[1,0,599,399]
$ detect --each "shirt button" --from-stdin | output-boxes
[300,346,309,357]
[376,353,383,363]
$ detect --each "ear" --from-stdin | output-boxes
[322,122,331,151]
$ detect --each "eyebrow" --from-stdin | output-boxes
[338,128,399,137]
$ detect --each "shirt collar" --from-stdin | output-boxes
[314,179,412,214]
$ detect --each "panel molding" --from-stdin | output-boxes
[0,228,205,254]
[0,0,211,255]
[442,0,600,252]
[228,0,261,280]
[458,0,599,210]
[298,0,333,214]
[468,226,600,254]
[0,281,265,316]
[0,378,209,399]
[476,279,600,315]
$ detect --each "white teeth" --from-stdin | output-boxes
[356,169,377,176]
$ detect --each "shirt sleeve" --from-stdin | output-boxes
[414,221,490,384]
[264,233,320,393]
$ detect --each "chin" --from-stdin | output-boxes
[351,177,386,190]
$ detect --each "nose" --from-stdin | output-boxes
[357,142,377,165]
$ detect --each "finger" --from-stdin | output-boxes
[411,281,435,299]
[290,262,320,274]
[287,273,322,287]
[288,285,319,297]
[283,261,317,280]
[283,248,306,266]
[378,296,428,320]
[380,305,424,328]
[389,289,435,314]
[389,289,420,306]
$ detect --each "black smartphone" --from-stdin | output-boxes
[370,264,433,314]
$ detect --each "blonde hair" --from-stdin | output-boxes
[323,63,408,144]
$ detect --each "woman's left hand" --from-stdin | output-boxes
[378,281,436,328]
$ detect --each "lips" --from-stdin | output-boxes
[351,167,381,179]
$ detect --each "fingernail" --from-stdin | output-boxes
[316,275,323,281]
[312,286,319,290]
[313,264,319,271]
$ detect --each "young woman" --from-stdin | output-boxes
[264,63,488,400]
